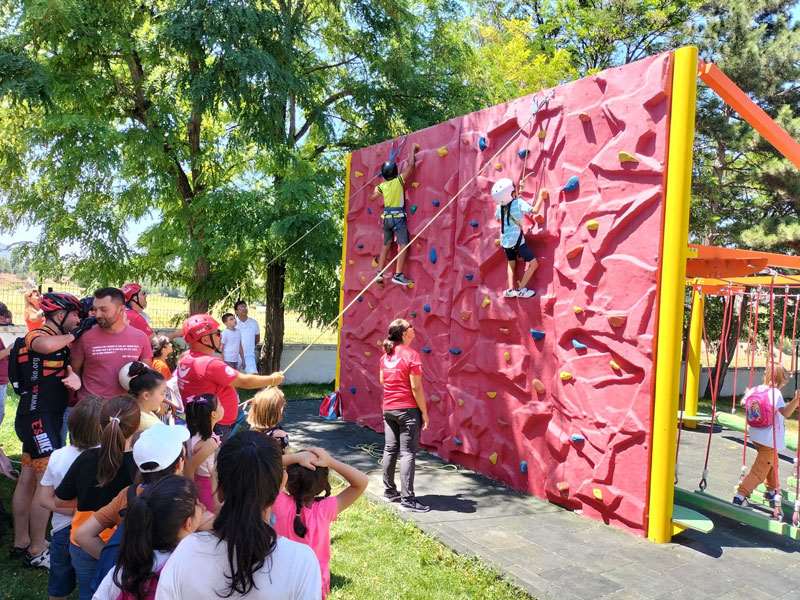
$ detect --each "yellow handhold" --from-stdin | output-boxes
[495,239,501,246]
[457,398,464,407]
[354,170,364,177]
[573,306,584,314]
[489,452,498,465]
[537,128,546,140]
[610,360,621,371]
[481,296,491,308]
[494,162,503,171]
[532,379,545,393]
[486,391,497,399]
[593,488,603,500]
[349,259,355,265]
[437,146,448,157]
[413,143,420,150]
[619,151,638,164]
[407,282,415,289]
[556,481,570,491]
[412,182,420,188]
[371,257,379,268]
[503,351,511,363]
[586,219,600,231]
[364,351,372,357]
[560,371,573,381]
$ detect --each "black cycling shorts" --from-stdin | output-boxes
[383,215,410,245]
[15,410,64,460]
[504,242,536,262]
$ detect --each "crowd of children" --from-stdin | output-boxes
[0,287,368,599]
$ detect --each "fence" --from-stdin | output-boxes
[0,275,337,345]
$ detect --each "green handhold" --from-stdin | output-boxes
[410,205,418,214]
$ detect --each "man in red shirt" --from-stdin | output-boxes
[178,314,284,439]
[121,282,154,337]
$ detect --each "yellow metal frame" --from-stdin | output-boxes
[647,46,698,543]
[335,153,352,391]
[683,288,704,427]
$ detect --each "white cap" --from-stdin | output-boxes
[119,362,135,391]
[133,424,190,473]
[491,178,515,206]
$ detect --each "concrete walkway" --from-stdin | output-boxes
[285,400,800,600]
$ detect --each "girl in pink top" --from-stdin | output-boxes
[272,448,367,597]
[184,393,224,512]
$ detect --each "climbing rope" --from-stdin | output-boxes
[730,292,745,413]
[767,282,784,521]
[280,92,554,376]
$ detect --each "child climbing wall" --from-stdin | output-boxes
[339,51,674,536]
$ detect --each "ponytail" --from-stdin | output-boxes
[383,318,411,356]
[115,476,197,599]
[185,394,218,441]
[285,463,330,539]
[97,396,140,487]
[293,497,308,538]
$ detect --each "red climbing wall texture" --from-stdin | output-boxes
[339,52,674,536]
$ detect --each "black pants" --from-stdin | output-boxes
[382,408,421,499]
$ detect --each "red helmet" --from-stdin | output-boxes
[40,292,82,315]
[182,314,220,344]
[121,282,143,303]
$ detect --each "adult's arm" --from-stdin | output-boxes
[29,332,75,355]
[410,373,428,429]
[232,371,284,389]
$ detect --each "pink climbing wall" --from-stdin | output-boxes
[338,52,674,535]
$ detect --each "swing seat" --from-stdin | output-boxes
[677,411,713,423]
[672,504,715,535]
[675,487,790,537]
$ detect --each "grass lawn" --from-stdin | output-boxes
[0,388,531,600]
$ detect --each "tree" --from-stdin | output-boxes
[0,0,483,370]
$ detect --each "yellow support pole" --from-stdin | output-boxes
[683,289,705,428]
[647,46,698,543]
[335,154,353,391]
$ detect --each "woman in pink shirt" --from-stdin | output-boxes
[379,318,430,512]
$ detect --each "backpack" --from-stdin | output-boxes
[7,337,28,392]
[319,392,341,421]
[745,387,776,428]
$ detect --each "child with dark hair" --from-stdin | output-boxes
[156,432,321,599]
[247,387,290,452]
[55,395,140,600]
[272,448,368,597]
[36,397,102,600]
[183,394,223,512]
[93,476,202,600]
[119,361,166,431]
[150,335,173,380]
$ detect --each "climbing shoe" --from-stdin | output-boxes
[391,273,412,286]
[517,288,536,298]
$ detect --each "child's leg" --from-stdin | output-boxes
[765,454,779,491]
[396,243,408,275]
[506,261,515,291]
[518,258,539,290]
[394,218,411,275]
[377,241,392,273]
[738,443,774,497]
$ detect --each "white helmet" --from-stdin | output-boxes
[491,178,515,206]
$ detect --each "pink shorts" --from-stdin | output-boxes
[195,474,216,512]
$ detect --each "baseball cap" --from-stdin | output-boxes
[133,424,190,473]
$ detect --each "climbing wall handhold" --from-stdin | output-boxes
[499,327,509,335]
[618,151,639,164]
[406,282,414,289]
[465,273,474,281]
[357,243,364,249]
[409,311,417,317]
[432,199,440,207]
[367,207,373,215]
[556,481,570,492]
[423,304,431,313]
[578,112,591,122]
[430,394,440,403]
[368,302,375,310]
[411,182,420,189]
[349,386,357,394]
[534,214,545,224]
[364,350,372,357]
[429,248,438,264]
[607,314,627,328]
[460,311,471,321]
[573,306,583,314]
[348,259,354,266]
[456,398,464,406]
[481,296,491,308]
[570,433,585,443]
[586,219,599,231]
[453,436,463,446]
[449,347,462,355]
[478,136,487,151]
[609,360,621,371]
[355,170,364,177]
[537,128,546,140]
[495,239,501,246]
[356,297,363,302]
[497,418,508,426]
[566,246,583,259]
[593,488,603,501]
[494,162,503,171]
[489,452,498,465]
[486,391,497,399]
[562,176,579,192]
[532,379,545,394]
[421,346,431,354]
[571,339,588,351]
[359,274,367,284]
[517,148,529,159]
[437,146,448,157]
[469,220,479,228]
[503,351,511,363]
[530,329,545,341]
[560,371,574,381]
[520,460,528,473]
[410,204,418,214]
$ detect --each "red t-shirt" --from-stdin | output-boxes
[177,351,239,425]
[72,325,153,400]
[126,308,153,338]
[380,345,422,411]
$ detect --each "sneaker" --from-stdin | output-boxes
[732,495,749,507]
[374,272,385,286]
[400,497,430,513]
[517,287,536,298]
[391,273,413,286]
[764,490,778,508]
[9,545,28,560]
[503,289,518,298]
[382,490,401,503]
[25,547,50,570]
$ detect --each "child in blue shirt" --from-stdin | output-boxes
[492,178,543,298]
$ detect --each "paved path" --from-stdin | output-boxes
[285,400,800,600]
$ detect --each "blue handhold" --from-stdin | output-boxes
[453,436,463,446]
[367,207,373,215]
[429,248,438,264]
[570,434,585,443]
[469,220,479,228]
[421,346,431,354]
[517,148,529,159]
[465,274,474,281]
[530,329,545,341]
[563,176,579,192]
[357,297,364,303]
[349,386,357,394]
[423,304,431,313]
[571,339,588,350]
[520,460,528,473]
[449,347,462,355]
[478,136,487,151]
[357,243,364,249]
[432,199,440,207]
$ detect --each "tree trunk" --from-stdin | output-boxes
[703,296,747,399]
[189,255,210,314]
[262,259,286,374]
